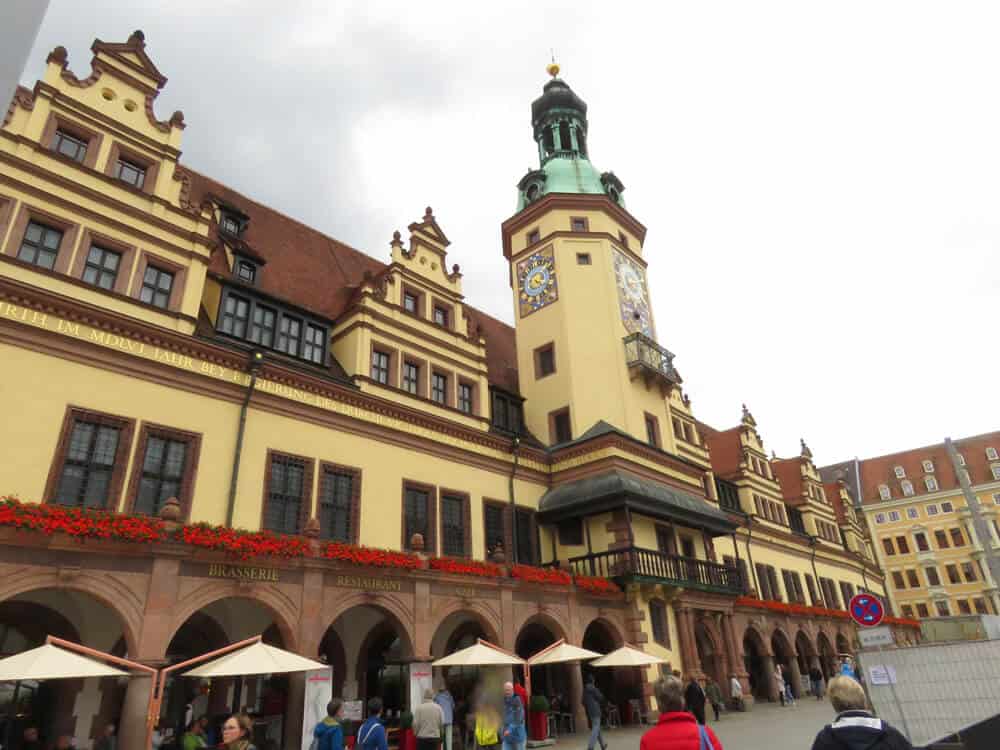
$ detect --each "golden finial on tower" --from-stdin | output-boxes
[546,49,560,78]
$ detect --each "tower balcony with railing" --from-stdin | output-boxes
[624,332,682,390]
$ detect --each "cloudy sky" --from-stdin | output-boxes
[21,1,1000,465]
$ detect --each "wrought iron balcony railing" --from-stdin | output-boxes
[562,546,743,596]
[623,333,682,387]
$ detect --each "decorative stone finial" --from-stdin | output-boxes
[424,206,434,220]
[410,532,425,552]
[158,497,183,533]
[129,30,146,46]
[390,230,403,250]
[546,60,560,78]
[304,517,320,538]
[800,438,813,459]
[452,264,460,275]
[47,46,68,65]
[490,542,506,564]
[169,110,186,128]
[741,403,756,427]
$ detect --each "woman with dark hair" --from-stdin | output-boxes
[221,714,257,750]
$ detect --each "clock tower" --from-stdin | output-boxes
[501,65,683,449]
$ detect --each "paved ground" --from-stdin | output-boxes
[548,699,834,749]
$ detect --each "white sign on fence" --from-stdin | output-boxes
[858,626,894,648]
[343,700,364,721]
[868,664,898,685]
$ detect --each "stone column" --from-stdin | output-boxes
[786,652,803,699]
[675,607,702,680]
[283,563,326,750]
[762,655,778,703]
[413,580,433,660]
[569,662,587,733]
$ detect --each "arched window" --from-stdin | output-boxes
[559,121,572,152]
[576,128,587,156]
[878,484,891,501]
[649,599,669,647]
[542,126,555,155]
[526,184,540,203]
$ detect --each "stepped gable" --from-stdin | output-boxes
[184,169,521,393]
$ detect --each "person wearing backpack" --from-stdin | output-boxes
[312,699,345,750]
[357,698,389,750]
[810,676,912,750]
[640,676,723,750]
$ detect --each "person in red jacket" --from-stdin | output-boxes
[640,676,723,750]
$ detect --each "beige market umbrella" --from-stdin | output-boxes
[589,645,665,668]
[433,638,525,667]
[528,639,603,665]
[0,643,128,681]
[183,641,326,677]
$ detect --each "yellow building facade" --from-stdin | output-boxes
[822,432,1000,621]
[0,32,911,749]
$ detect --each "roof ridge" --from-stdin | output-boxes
[825,428,1000,467]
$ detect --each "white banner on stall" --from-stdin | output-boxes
[410,662,433,710]
[302,668,334,750]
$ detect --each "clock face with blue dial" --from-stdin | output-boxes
[517,247,558,316]
[613,249,653,336]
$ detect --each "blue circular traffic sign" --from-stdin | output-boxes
[849,593,885,627]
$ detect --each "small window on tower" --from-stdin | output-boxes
[551,408,572,444]
[559,121,572,151]
[527,228,541,245]
[526,184,540,203]
[237,260,256,283]
[221,215,241,235]
[576,253,591,265]
[571,217,588,232]
[577,128,587,156]
[618,232,629,248]
[542,126,555,155]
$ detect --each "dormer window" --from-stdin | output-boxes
[53,129,89,163]
[236,260,257,284]
[115,157,146,189]
[901,479,914,497]
[222,214,241,236]
[987,447,999,461]
[925,477,939,492]
[893,466,906,479]
[922,460,934,473]
[433,304,451,329]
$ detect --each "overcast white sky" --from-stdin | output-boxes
[21,1,1000,464]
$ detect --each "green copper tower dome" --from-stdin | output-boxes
[516,66,626,211]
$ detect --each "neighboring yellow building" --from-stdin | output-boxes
[0,33,910,748]
[822,432,1000,621]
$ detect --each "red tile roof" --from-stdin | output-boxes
[857,430,1000,506]
[771,458,804,504]
[699,424,744,479]
[184,170,521,393]
[824,481,849,524]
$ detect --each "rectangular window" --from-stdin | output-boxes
[888,510,901,521]
[115,158,146,189]
[925,566,941,587]
[264,453,310,535]
[902,605,914,618]
[892,571,905,589]
[236,260,256,283]
[915,532,929,551]
[958,599,972,615]
[645,414,660,448]
[907,508,919,519]
[896,536,910,554]
[649,600,669,646]
[440,493,468,558]
[527,229,540,245]
[950,528,965,546]
[51,413,130,509]
[875,513,886,524]
[18,221,63,270]
[935,600,950,617]
[962,562,977,582]
[925,477,939,492]
[922,460,935,473]
[755,563,771,600]
[927,504,939,516]
[514,507,538,565]
[431,372,448,405]
[534,343,556,378]
[974,598,988,615]
[558,519,584,546]
[916,602,930,618]
[82,245,121,291]
[767,566,782,602]
[404,484,433,552]
[302,324,326,364]
[458,383,473,414]
[222,215,241,235]
[946,564,961,584]
[618,231,629,248]
[656,526,676,555]
[276,315,302,356]
[839,582,854,608]
[53,129,88,162]
[570,217,588,232]
[319,465,357,543]
[491,391,523,435]
[934,529,950,549]
[483,503,508,558]
[402,361,421,395]
[370,350,390,384]
[941,501,954,513]
[551,408,572,444]
[134,433,188,517]
[805,574,818,605]
[220,294,251,338]
[433,305,450,328]
[906,569,920,588]
[249,305,277,347]
[576,252,592,265]
[993,465,1000,481]
[882,538,895,556]
[139,265,174,309]
[403,290,420,314]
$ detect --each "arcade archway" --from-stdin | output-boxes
[430,611,497,705]
[836,633,852,656]
[695,621,724,688]
[516,618,568,701]
[817,632,837,679]
[771,629,800,698]
[742,628,770,700]
[582,619,631,716]
[0,589,131,747]
[795,630,814,680]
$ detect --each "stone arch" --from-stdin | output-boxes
[318,627,347,698]
[516,613,569,699]
[429,602,501,652]
[582,616,625,650]
[324,591,416,654]
[770,626,801,697]
[742,625,771,701]
[836,631,852,655]
[514,611,569,646]
[795,629,814,677]
[169,584,299,652]
[817,630,837,680]
[0,573,141,657]
[695,617,725,686]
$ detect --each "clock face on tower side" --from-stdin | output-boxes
[613,248,653,336]
[517,247,559,317]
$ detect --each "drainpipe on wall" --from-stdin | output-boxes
[809,535,825,607]
[508,435,520,564]
[745,518,759,596]
[225,350,264,528]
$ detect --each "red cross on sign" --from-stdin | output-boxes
[849,593,885,627]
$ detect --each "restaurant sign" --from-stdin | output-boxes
[208,563,279,582]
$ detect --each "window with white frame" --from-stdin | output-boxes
[992,464,1000,481]
[894,466,906,479]
[927,504,939,516]
[925,477,939,492]
[878,485,891,501]
[922,460,935,473]
[941,501,954,513]
[987,447,998,461]
[875,513,887,524]
[901,480,915,497]
[907,507,919,519]
[993,493,1000,506]
[888,510,901,522]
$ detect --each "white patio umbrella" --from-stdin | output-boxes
[0,643,128,681]
[589,645,665,668]
[432,639,525,667]
[183,642,326,677]
[528,639,603,666]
